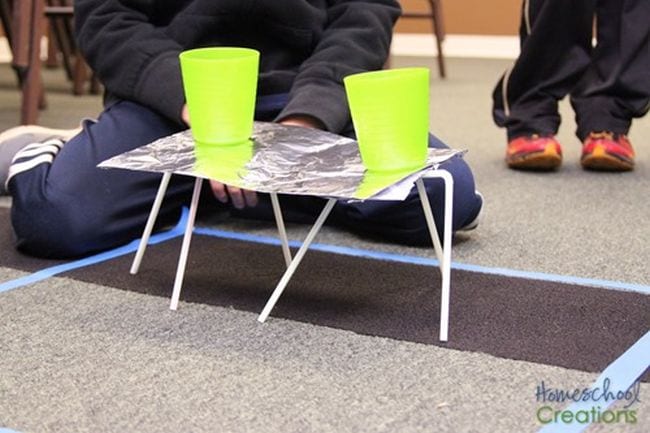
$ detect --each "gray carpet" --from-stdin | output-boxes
[2,275,648,433]
[0,57,648,433]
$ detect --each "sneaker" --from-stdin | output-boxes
[506,135,562,170]
[581,131,635,171]
[0,125,81,195]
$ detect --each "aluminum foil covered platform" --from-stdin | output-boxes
[99,122,464,201]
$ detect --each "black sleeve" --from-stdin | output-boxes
[277,0,401,133]
[75,0,186,124]
[75,0,401,130]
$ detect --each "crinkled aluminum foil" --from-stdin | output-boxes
[99,122,464,201]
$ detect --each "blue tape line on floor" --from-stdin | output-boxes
[0,208,188,294]
[191,226,650,295]
[537,331,650,433]
[0,429,21,433]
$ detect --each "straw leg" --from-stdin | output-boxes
[416,177,444,265]
[258,198,337,323]
[270,193,292,268]
[416,173,454,342]
[169,178,203,311]
[130,172,172,274]
[438,171,454,342]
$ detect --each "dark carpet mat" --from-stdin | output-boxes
[62,234,649,376]
[2,207,648,376]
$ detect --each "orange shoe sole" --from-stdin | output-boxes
[581,145,634,172]
[507,144,562,171]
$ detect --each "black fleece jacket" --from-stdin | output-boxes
[75,0,401,133]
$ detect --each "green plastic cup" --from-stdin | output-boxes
[180,47,259,145]
[194,139,254,185]
[344,68,430,172]
[354,168,414,199]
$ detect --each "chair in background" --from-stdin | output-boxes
[0,0,13,49]
[396,0,447,78]
[0,0,30,99]
[45,0,100,96]
[9,0,46,124]
[44,1,75,81]
[1,0,99,125]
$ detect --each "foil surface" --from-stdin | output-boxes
[99,122,464,201]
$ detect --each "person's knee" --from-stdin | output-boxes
[10,101,183,258]
[334,155,481,245]
[87,100,183,156]
[421,157,482,230]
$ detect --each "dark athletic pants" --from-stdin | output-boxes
[492,0,650,141]
[8,98,482,259]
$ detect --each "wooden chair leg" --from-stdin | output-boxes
[47,14,74,80]
[0,1,13,48]
[14,0,45,125]
[73,55,88,95]
[430,0,447,79]
[384,55,391,70]
[46,4,94,95]
[38,84,47,110]
[389,1,447,78]
[89,73,102,95]
[45,24,59,68]
[21,52,44,124]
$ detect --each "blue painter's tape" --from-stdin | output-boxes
[0,208,188,294]
[3,213,648,296]
[537,331,650,433]
[191,226,650,295]
[0,429,22,433]
[451,262,650,295]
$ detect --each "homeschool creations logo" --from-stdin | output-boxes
[535,378,641,425]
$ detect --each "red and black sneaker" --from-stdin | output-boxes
[581,132,635,171]
[506,135,562,170]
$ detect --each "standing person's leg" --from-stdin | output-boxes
[7,101,196,258]
[571,0,650,171]
[492,0,596,169]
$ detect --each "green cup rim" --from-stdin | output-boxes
[344,67,429,85]
[179,47,260,62]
